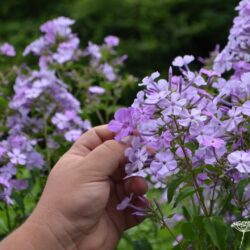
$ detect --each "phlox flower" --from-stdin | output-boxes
[228,151,250,173]
[172,55,194,67]
[108,108,134,140]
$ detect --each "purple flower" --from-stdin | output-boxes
[197,173,208,184]
[228,151,250,173]
[26,151,45,169]
[178,109,207,127]
[101,63,116,81]
[224,107,243,132]
[202,136,225,149]
[88,86,105,95]
[25,87,43,99]
[125,137,148,175]
[173,235,183,247]
[64,129,82,142]
[0,145,7,157]
[104,35,120,47]
[242,101,250,116]
[10,179,28,190]
[162,93,186,116]
[194,75,206,86]
[117,194,133,210]
[53,37,79,64]
[214,0,250,74]
[150,151,178,182]
[24,17,79,66]
[200,68,219,78]
[232,61,250,79]
[40,17,74,41]
[85,42,101,60]
[7,149,27,165]
[51,113,70,130]
[0,43,16,57]
[176,147,192,159]
[139,71,160,86]
[0,176,10,188]
[0,188,14,205]
[145,89,169,104]
[172,55,194,67]
[108,108,134,140]
[23,37,46,56]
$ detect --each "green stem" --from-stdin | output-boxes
[173,118,209,217]
[240,232,245,250]
[153,199,180,244]
[44,115,51,172]
[95,109,105,124]
[5,203,11,232]
[209,175,219,216]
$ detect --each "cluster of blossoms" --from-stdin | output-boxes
[84,35,127,86]
[24,16,124,91]
[0,43,15,57]
[0,16,133,205]
[9,69,90,143]
[24,17,80,68]
[214,0,250,75]
[109,0,250,225]
[0,134,44,204]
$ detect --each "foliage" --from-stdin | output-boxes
[0,0,239,76]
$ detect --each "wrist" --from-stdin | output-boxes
[0,219,76,250]
[24,202,78,250]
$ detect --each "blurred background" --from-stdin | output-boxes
[1,0,238,77]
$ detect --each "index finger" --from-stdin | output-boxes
[68,125,115,157]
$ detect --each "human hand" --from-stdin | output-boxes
[1,125,147,250]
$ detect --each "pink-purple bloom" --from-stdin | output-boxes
[0,43,16,57]
[88,86,105,95]
[172,55,194,67]
[108,108,134,140]
[228,151,250,173]
[104,35,120,47]
[23,16,79,67]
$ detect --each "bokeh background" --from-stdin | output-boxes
[1,0,238,77]
[0,0,242,249]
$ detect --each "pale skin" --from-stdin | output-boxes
[0,125,148,250]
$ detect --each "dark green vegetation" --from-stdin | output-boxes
[1,0,238,77]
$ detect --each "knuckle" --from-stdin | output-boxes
[102,140,122,154]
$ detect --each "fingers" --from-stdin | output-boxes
[124,177,148,196]
[68,125,115,157]
[82,139,127,177]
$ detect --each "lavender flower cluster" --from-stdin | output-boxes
[9,70,89,142]
[23,17,80,68]
[214,0,250,75]
[84,35,123,83]
[109,0,250,220]
[0,16,128,205]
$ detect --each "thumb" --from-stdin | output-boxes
[81,140,127,177]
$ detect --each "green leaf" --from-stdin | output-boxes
[185,142,198,153]
[167,176,184,203]
[182,222,196,240]
[236,178,250,200]
[0,218,8,234]
[203,217,227,249]
[0,96,8,109]
[193,216,205,234]
[182,206,191,221]
[173,186,197,207]
[132,238,152,250]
